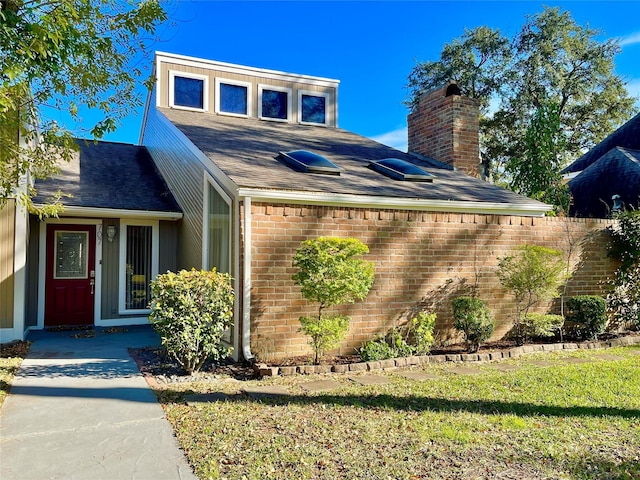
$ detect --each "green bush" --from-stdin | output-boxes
[521,313,564,342]
[496,244,570,344]
[298,315,350,363]
[451,297,495,353]
[410,312,436,355]
[292,237,374,363]
[566,295,607,340]
[149,269,234,374]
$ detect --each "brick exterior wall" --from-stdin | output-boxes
[246,202,616,361]
[407,84,481,177]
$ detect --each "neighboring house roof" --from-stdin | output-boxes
[159,108,549,213]
[34,140,181,216]
[563,112,640,174]
[568,146,640,218]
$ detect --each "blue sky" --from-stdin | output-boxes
[103,1,640,151]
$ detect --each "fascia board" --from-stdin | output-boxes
[155,51,340,87]
[237,188,553,217]
[31,205,183,220]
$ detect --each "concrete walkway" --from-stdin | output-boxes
[0,326,197,480]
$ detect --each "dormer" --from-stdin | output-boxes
[154,52,340,127]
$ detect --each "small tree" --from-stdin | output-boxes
[451,296,495,352]
[149,269,234,374]
[292,237,374,364]
[496,245,570,344]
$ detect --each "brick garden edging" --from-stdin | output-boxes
[255,335,640,378]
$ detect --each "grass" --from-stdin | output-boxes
[155,347,640,480]
[0,341,30,408]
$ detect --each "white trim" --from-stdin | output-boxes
[118,219,159,316]
[155,51,340,87]
[215,78,252,118]
[96,316,150,327]
[168,70,209,112]
[38,219,103,329]
[12,198,28,340]
[232,196,241,361]
[31,205,182,220]
[258,84,292,123]
[298,90,331,126]
[237,188,553,217]
[242,196,254,361]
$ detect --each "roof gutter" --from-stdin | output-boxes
[236,188,553,217]
[33,205,183,221]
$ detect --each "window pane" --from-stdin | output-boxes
[220,83,248,115]
[125,226,152,310]
[55,232,88,279]
[301,94,326,124]
[208,185,230,274]
[174,76,204,109]
[262,89,288,119]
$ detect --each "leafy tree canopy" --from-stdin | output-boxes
[0,0,167,213]
[406,7,637,200]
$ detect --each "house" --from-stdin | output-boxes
[1,52,618,360]
[0,140,181,343]
[563,112,640,218]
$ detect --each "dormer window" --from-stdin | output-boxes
[299,91,329,125]
[215,79,252,117]
[169,71,208,111]
[259,85,292,122]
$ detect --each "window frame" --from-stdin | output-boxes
[297,90,330,126]
[168,70,209,112]
[118,219,159,315]
[215,78,252,118]
[258,84,292,122]
[202,174,233,273]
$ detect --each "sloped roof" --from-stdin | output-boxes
[34,140,181,214]
[159,108,548,211]
[568,147,640,217]
[563,112,640,174]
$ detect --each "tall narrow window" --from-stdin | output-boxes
[119,220,158,314]
[125,226,152,311]
[207,182,231,274]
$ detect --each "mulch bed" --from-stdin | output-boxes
[0,341,30,359]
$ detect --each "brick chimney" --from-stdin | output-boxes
[407,82,480,177]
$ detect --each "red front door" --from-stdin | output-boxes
[45,224,96,326]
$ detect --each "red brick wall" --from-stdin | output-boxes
[408,84,480,177]
[247,202,615,361]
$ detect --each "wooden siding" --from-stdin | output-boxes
[159,62,337,126]
[25,215,39,327]
[0,200,15,328]
[101,219,120,318]
[143,107,205,269]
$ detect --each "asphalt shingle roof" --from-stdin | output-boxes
[563,112,640,174]
[34,140,181,213]
[568,147,640,217]
[159,108,546,208]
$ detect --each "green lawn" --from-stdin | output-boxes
[0,341,29,408]
[157,347,640,480]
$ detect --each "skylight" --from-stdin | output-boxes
[278,150,341,175]
[369,158,434,182]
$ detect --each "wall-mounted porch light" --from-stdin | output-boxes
[106,225,117,243]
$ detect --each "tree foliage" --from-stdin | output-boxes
[406,7,637,191]
[0,0,167,212]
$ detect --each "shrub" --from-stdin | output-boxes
[496,244,570,344]
[566,295,607,340]
[451,296,495,353]
[149,269,234,374]
[521,313,564,342]
[292,237,374,363]
[298,315,350,363]
[410,312,437,355]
